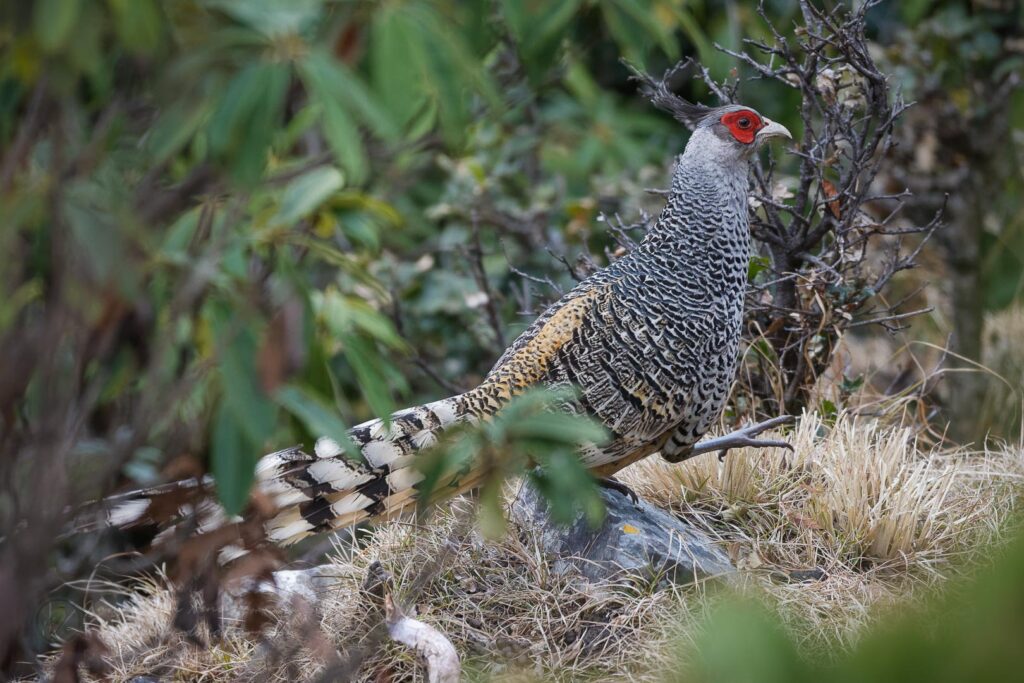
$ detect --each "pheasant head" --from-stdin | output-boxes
[627,62,792,166]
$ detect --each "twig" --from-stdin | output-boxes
[467,211,507,349]
[0,76,49,192]
[386,594,460,683]
[389,287,468,395]
[847,307,933,330]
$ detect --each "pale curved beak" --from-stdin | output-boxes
[757,117,793,142]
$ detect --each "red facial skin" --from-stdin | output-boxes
[719,110,764,144]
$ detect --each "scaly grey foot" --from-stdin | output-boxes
[687,415,795,462]
[661,415,795,464]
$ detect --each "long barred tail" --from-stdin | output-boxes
[259,393,479,545]
[97,391,491,549]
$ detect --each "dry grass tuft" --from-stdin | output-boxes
[621,412,1004,568]
[619,411,1024,651]
[47,412,1024,681]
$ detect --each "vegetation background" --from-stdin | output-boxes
[0,0,1022,679]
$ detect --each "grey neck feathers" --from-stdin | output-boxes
[643,126,749,252]
[623,127,753,316]
[638,128,752,268]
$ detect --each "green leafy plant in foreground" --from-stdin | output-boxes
[675,526,1024,683]
[416,387,609,538]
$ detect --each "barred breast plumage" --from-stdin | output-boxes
[103,101,793,548]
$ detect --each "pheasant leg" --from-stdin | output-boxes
[663,415,795,463]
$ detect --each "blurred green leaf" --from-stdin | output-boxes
[205,0,323,38]
[211,403,256,516]
[107,0,164,55]
[528,448,605,527]
[276,166,345,225]
[215,316,276,449]
[415,424,479,503]
[601,0,679,62]
[683,599,811,683]
[337,212,380,251]
[275,384,363,464]
[0,280,42,332]
[899,0,934,24]
[207,61,289,184]
[62,183,130,291]
[412,3,502,113]
[340,332,398,419]
[34,0,82,54]
[300,54,372,184]
[477,478,508,538]
[146,100,211,164]
[416,388,607,529]
[506,410,607,446]
[403,96,439,142]
[291,237,388,292]
[317,290,404,349]
[501,0,581,68]
[371,6,429,129]
[672,6,714,66]
[319,101,367,186]
[300,51,401,144]
[66,3,105,74]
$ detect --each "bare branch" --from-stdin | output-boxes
[386,594,461,683]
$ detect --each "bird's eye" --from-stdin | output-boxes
[737,117,751,129]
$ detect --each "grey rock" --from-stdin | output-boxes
[221,486,733,624]
[267,564,340,601]
[509,483,735,586]
[221,564,340,621]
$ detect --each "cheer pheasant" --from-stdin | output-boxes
[106,72,793,547]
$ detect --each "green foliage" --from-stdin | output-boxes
[880,1,1024,313]
[275,384,361,464]
[211,402,256,516]
[672,525,1024,683]
[684,599,808,683]
[416,388,608,537]
[33,0,82,54]
[208,61,290,185]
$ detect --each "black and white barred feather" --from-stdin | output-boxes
[257,395,470,544]
[102,394,483,546]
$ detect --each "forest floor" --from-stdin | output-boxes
[43,411,1024,682]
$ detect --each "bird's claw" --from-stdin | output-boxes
[597,477,641,506]
[687,415,795,462]
[717,438,793,462]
